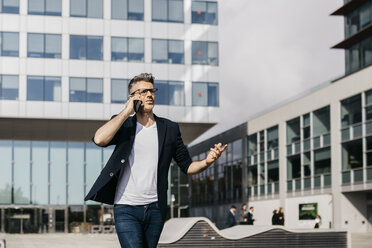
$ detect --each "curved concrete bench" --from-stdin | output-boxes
[158,217,348,247]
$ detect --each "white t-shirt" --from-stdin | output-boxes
[114,122,159,205]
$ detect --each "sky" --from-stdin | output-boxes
[190,0,345,146]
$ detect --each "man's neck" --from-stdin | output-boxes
[137,111,155,127]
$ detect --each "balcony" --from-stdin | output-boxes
[287,173,332,194]
[342,166,372,191]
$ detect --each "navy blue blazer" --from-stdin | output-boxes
[84,114,192,221]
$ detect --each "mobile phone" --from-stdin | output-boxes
[134,100,142,113]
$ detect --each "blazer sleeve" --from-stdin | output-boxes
[172,124,192,175]
[92,114,122,147]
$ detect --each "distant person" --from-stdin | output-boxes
[272,209,279,225]
[246,206,255,225]
[240,203,248,224]
[277,207,285,226]
[314,215,322,229]
[226,205,237,228]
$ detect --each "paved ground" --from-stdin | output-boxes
[0,233,120,248]
[1,232,371,247]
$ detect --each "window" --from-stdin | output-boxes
[70,77,103,103]
[345,1,372,38]
[267,126,278,150]
[0,0,19,13]
[28,33,61,58]
[0,75,18,100]
[287,117,300,144]
[0,32,19,57]
[192,0,218,25]
[152,0,184,23]
[267,161,279,182]
[314,148,331,175]
[342,139,363,170]
[287,155,301,179]
[192,82,219,106]
[192,41,218,65]
[112,0,144,20]
[152,39,184,64]
[28,0,62,16]
[27,76,61,101]
[313,106,330,136]
[70,0,103,18]
[111,37,144,62]
[154,80,184,106]
[248,134,257,156]
[341,94,362,128]
[366,90,372,121]
[303,113,310,139]
[111,79,128,104]
[345,36,372,74]
[70,35,103,60]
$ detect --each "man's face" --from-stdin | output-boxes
[129,81,155,113]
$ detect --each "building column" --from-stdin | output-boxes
[1,208,4,233]
[64,207,68,233]
[330,101,342,229]
[278,122,287,209]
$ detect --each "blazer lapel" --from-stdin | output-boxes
[155,115,166,158]
[129,115,137,148]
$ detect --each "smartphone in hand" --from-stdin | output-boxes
[134,100,142,113]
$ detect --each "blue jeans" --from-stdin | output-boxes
[114,202,164,248]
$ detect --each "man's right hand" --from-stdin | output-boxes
[124,93,142,116]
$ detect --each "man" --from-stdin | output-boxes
[225,205,237,228]
[84,73,227,248]
[246,206,255,225]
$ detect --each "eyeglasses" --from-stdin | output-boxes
[130,88,158,96]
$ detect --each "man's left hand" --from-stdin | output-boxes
[206,143,227,165]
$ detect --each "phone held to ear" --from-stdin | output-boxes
[134,100,142,113]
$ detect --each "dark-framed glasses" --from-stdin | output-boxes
[130,88,158,96]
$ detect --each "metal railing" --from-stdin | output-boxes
[342,166,372,185]
[287,173,331,192]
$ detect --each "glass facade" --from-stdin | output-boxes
[191,0,218,25]
[152,0,184,23]
[191,139,243,207]
[0,32,19,57]
[0,75,18,100]
[344,0,372,38]
[345,36,372,74]
[27,76,61,101]
[247,126,279,197]
[192,82,219,106]
[111,37,144,62]
[0,140,113,205]
[111,0,144,20]
[70,35,103,60]
[192,41,218,65]
[341,90,372,184]
[286,106,331,192]
[28,33,61,58]
[0,0,19,13]
[154,80,185,106]
[152,39,184,64]
[28,0,62,16]
[70,0,103,18]
[69,77,103,103]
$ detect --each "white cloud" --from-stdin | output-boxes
[190,0,344,145]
